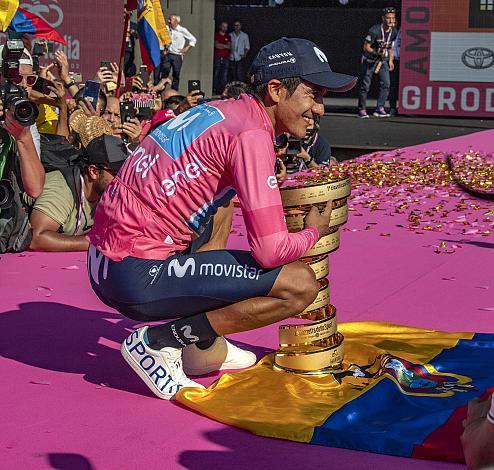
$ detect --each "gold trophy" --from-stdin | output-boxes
[274,172,351,374]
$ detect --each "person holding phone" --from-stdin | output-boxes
[102,96,142,147]
[155,14,197,90]
[87,38,356,400]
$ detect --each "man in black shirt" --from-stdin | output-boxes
[357,7,397,119]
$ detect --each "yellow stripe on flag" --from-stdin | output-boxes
[0,0,19,32]
[151,0,170,47]
[177,322,473,443]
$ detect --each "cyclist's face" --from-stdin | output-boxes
[275,81,326,139]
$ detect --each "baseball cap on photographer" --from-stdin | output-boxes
[249,37,357,92]
[84,135,128,173]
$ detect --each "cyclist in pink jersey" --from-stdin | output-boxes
[87,38,357,399]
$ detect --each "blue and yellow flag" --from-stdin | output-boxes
[137,0,171,71]
[177,322,494,463]
[0,0,19,32]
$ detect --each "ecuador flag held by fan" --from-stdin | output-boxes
[177,322,494,463]
[0,0,19,32]
[137,0,171,71]
[8,7,66,44]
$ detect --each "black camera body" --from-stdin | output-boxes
[1,39,39,127]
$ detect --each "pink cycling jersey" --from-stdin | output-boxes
[88,94,319,268]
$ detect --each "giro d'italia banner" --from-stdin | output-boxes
[13,1,123,81]
[400,0,494,117]
[177,322,494,463]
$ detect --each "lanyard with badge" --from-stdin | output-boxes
[374,26,393,74]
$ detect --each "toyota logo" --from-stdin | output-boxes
[461,47,494,69]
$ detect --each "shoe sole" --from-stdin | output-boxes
[184,358,257,376]
[121,341,175,400]
[373,114,390,118]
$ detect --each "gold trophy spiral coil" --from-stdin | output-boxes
[274,173,351,374]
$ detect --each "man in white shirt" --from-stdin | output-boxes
[156,14,197,90]
[229,20,250,82]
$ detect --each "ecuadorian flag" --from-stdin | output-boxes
[8,7,66,44]
[177,322,494,463]
[0,0,19,32]
[137,0,171,71]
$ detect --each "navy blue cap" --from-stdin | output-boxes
[249,37,357,92]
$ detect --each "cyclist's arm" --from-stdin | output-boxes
[230,129,318,268]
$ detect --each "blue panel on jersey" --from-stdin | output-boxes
[188,188,237,233]
[149,104,225,160]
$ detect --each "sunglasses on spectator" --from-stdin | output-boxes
[97,165,119,176]
[12,74,38,86]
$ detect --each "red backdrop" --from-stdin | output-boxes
[400,0,494,117]
[18,0,124,81]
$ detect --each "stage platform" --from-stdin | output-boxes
[320,98,493,160]
[1,130,493,469]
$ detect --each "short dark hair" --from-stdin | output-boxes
[222,81,249,99]
[163,95,185,109]
[248,77,302,102]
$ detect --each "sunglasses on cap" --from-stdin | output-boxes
[12,74,38,86]
[383,7,396,14]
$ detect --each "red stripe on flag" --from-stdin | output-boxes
[412,387,494,463]
[17,7,66,45]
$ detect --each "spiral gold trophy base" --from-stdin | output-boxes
[274,174,350,375]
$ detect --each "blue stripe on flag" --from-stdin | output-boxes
[310,333,494,457]
[137,19,161,68]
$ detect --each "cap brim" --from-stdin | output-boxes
[303,71,357,93]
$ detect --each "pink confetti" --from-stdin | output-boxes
[478,307,494,311]
[36,286,53,297]
[476,286,489,290]
[441,277,456,281]
[29,380,51,385]
[62,265,80,270]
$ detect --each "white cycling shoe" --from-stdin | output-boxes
[182,336,257,376]
[121,326,204,400]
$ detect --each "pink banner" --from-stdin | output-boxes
[400,0,494,117]
[18,0,124,82]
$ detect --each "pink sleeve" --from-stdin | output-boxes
[229,129,319,268]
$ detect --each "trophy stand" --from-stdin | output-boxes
[274,174,351,375]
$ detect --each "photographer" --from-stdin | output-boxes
[283,117,334,172]
[102,96,143,147]
[29,134,127,252]
[0,41,44,253]
[357,7,397,119]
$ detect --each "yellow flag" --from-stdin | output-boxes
[0,0,19,32]
[151,0,170,47]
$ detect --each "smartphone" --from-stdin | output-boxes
[100,60,112,70]
[188,80,201,93]
[139,65,149,86]
[69,72,82,83]
[31,77,53,95]
[32,42,48,56]
[83,80,101,106]
[120,101,136,124]
[197,97,212,105]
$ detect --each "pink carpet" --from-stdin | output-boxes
[1,130,493,469]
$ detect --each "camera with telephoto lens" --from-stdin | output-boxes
[0,39,39,127]
[0,178,15,210]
